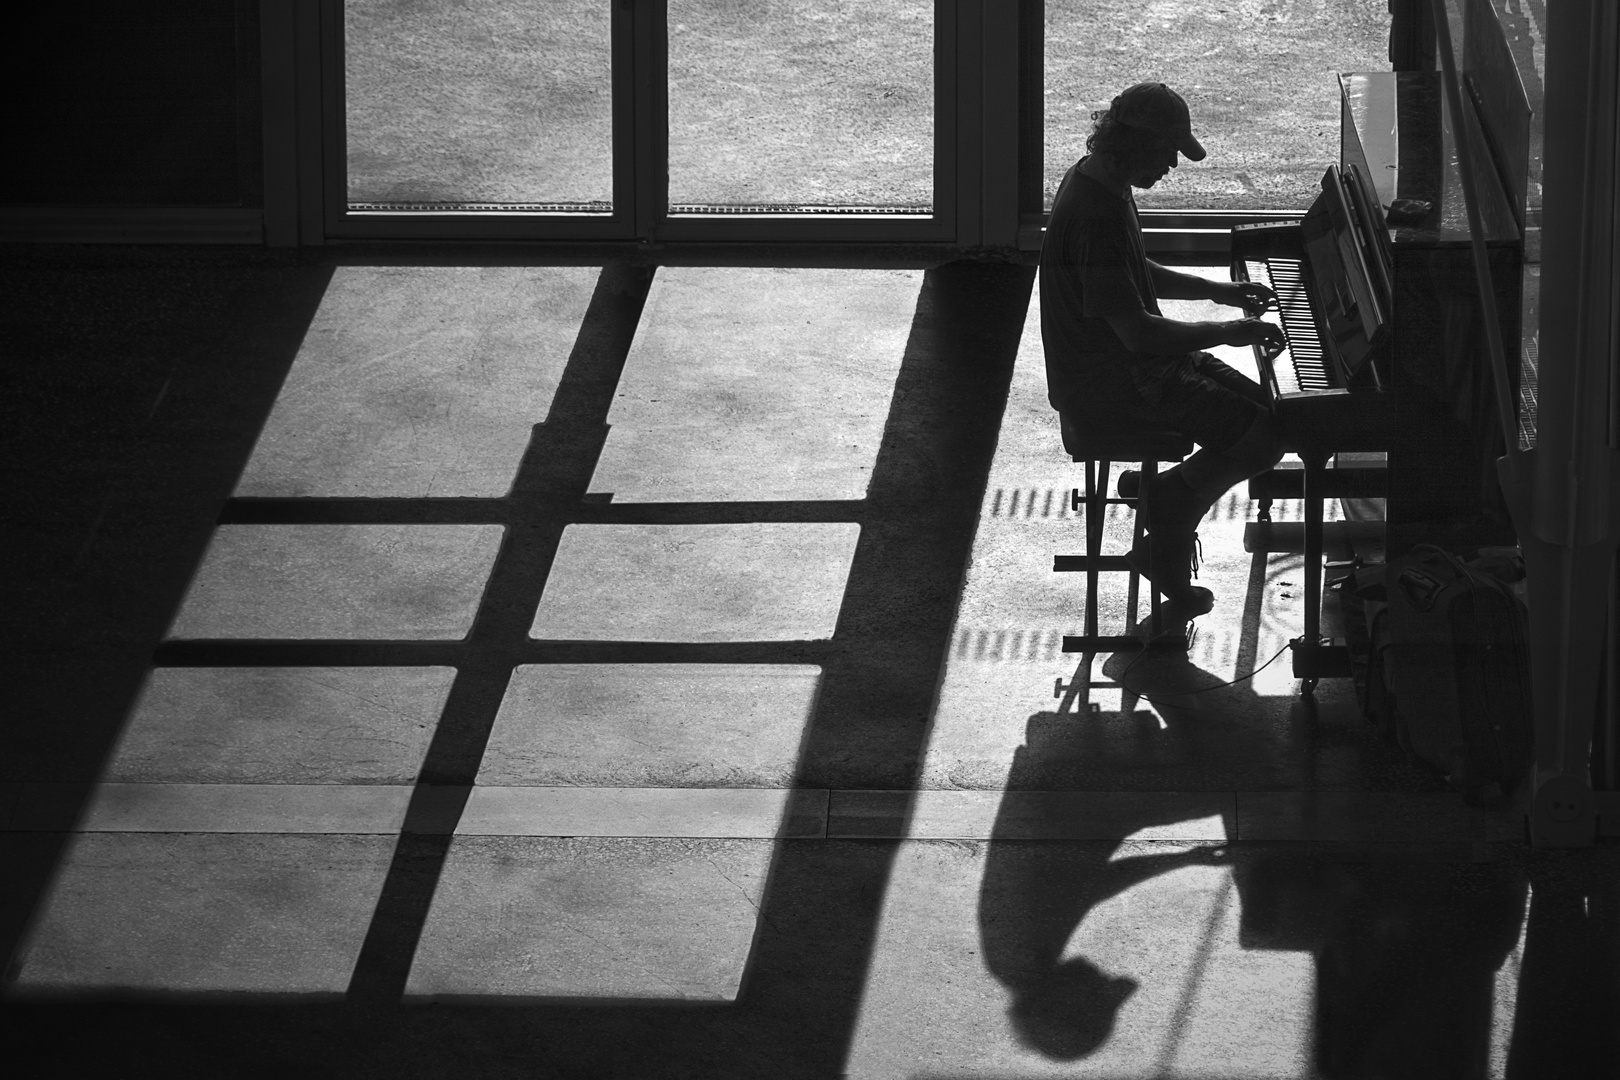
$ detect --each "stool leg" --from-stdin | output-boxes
[1082,459,1112,714]
[1084,459,1104,645]
[1140,459,1163,639]
[1124,480,1142,633]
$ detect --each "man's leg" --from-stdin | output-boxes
[1136,355,1287,609]
[1152,410,1286,532]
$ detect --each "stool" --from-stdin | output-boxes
[1052,413,1195,713]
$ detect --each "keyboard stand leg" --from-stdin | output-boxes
[1287,454,1354,693]
[1303,453,1324,645]
[1295,451,1327,695]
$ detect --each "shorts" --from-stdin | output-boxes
[1076,351,1267,454]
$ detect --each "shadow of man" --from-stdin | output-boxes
[976,642,1534,1075]
[975,643,1260,1060]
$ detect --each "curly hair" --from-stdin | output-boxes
[1085,107,1172,174]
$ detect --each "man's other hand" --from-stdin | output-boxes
[1223,318,1287,352]
[1211,280,1277,314]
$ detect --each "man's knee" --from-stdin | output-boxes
[1225,412,1286,476]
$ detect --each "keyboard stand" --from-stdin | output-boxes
[1243,456,1390,694]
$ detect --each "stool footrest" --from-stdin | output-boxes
[1070,488,1141,508]
[1053,554,1134,573]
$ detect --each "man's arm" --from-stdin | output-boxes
[1149,259,1278,311]
[1105,307,1286,355]
[1147,259,1221,301]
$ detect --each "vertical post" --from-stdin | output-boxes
[978,1,1020,250]
[295,0,326,245]
[1018,0,1043,221]
[260,0,299,246]
[1293,451,1327,695]
[610,0,637,232]
[953,0,984,250]
[631,0,667,245]
[1388,0,1436,72]
[1484,0,1620,845]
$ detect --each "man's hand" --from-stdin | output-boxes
[1223,317,1288,353]
[1210,280,1277,315]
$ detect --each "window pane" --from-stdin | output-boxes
[345,0,612,211]
[668,0,932,212]
[1044,0,1388,211]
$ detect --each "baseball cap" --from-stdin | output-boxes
[1112,82,1206,162]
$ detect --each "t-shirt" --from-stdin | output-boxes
[1039,156,1161,414]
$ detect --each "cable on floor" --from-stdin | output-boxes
[1113,638,1294,699]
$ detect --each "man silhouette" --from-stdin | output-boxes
[1041,82,1289,615]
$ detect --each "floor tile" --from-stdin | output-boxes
[828,789,1233,840]
[105,667,453,784]
[530,523,859,641]
[406,836,773,1001]
[166,525,502,639]
[6,783,413,833]
[234,265,597,497]
[458,787,826,838]
[589,267,920,502]
[479,664,820,787]
[9,833,394,997]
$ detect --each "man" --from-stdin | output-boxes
[1041,81,1289,617]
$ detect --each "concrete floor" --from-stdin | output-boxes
[3,249,1616,1078]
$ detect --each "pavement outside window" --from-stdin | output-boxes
[344,0,612,208]
[339,0,1384,216]
[667,0,933,209]
[1046,0,1389,210]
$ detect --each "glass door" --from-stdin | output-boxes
[1042,0,1390,215]
[659,0,952,242]
[326,0,635,239]
[323,0,954,243]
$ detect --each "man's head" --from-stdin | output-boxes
[1086,82,1206,189]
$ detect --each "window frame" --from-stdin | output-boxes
[316,0,964,245]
